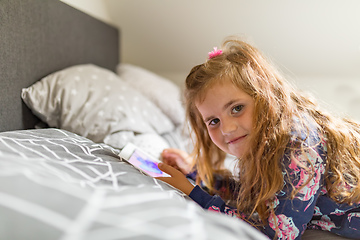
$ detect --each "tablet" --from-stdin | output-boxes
[119,143,170,177]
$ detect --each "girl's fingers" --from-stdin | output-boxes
[163,148,189,159]
[158,162,174,176]
[156,163,195,195]
[161,149,192,175]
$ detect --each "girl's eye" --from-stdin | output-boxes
[209,118,220,126]
[231,105,243,114]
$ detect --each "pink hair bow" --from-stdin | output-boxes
[208,47,223,59]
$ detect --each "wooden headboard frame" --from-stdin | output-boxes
[0,0,119,132]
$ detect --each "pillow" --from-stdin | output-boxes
[21,64,174,143]
[116,64,185,126]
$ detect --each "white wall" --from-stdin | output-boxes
[105,1,360,73]
[60,0,360,121]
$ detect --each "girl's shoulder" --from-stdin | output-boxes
[289,115,327,150]
[280,117,327,192]
[285,116,328,166]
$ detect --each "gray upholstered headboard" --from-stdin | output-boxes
[0,0,119,132]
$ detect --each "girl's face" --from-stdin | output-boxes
[196,80,254,158]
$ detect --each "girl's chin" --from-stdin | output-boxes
[227,147,244,158]
[228,141,249,158]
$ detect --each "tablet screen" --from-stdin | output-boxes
[128,149,169,177]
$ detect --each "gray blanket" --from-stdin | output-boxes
[0,128,267,240]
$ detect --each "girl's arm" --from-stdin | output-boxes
[158,141,327,240]
[156,162,195,195]
[156,163,250,220]
[189,185,243,218]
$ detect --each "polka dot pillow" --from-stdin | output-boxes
[21,64,174,143]
[116,64,185,127]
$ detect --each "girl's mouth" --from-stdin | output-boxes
[227,135,247,144]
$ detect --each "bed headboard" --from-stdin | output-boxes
[0,0,119,132]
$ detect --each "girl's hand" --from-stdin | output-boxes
[156,162,195,196]
[161,148,193,175]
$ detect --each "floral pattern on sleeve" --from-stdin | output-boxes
[262,138,326,239]
[268,214,300,239]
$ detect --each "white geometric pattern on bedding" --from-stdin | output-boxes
[0,129,268,240]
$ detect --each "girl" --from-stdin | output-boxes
[157,37,360,240]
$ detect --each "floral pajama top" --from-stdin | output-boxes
[188,126,360,239]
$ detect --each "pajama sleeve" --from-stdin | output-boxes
[189,185,241,218]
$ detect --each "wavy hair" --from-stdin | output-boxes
[184,37,360,224]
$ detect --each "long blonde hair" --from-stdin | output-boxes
[185,37,360,223]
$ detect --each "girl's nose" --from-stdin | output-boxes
[220,120,237,135]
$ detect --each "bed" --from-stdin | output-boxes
[0,0,268,239]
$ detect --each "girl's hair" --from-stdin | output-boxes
[185,36,360,223]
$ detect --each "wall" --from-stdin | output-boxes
[61,0,360,121]
[105,0,360,121]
